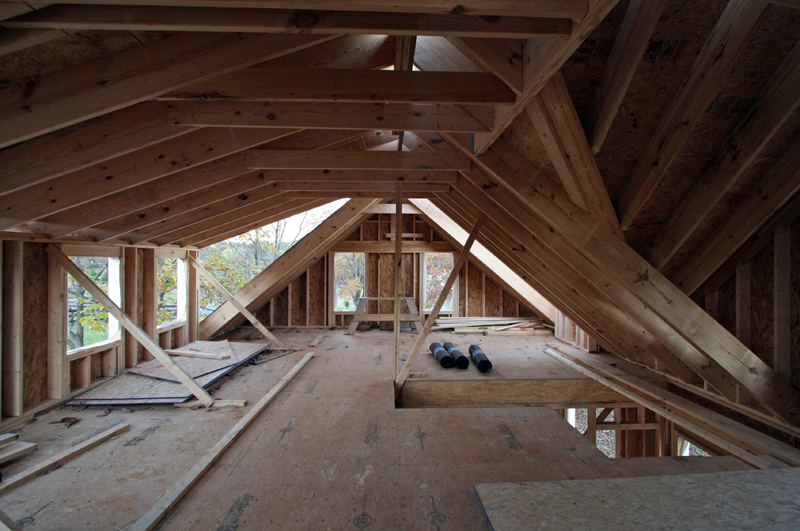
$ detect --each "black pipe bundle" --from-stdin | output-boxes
[443,342,469,369]
[429,342,455,368]
[468,344,493,373]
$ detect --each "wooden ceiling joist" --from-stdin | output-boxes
[251,170,457,182]
[582,0,668,154]
[0,32,338,148]
[284,190,438,199]
[166,101,491,133]
[525,71,622,238]
[261,33,395,70]
[0,102,192,197]
[199,198,378,338]
[436,131,800,422]
[641,38,800,270]
[246,150,471,170]
[0,127,291,232]
[614,0,772,230]
[160,67,515,105]
[15,1,587,19]
[3,5,573,38]
[672,140,800,295]
[269,182,450,193]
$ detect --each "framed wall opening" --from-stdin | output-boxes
[333,252,366,312]
[422,252,455,314]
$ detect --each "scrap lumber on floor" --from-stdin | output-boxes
[474,468,800,531]
[0,442,37,466]
[0,423,130,496]
[130,352,314,531]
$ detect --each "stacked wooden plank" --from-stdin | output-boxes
[432,317,552,336]
[0,433,37,467]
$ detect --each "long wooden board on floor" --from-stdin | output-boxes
[130,352,315,531]
[474,468,800,531]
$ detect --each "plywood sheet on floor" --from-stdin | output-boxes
[67,342,268,405]
[474,468,800,531]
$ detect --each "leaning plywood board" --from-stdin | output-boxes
[475,468,800,531]
[166,340,233,360]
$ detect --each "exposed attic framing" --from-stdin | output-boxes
[1,0,800,527]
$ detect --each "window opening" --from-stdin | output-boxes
[334,252,365,312]
[423,252,454,312]
[67,256,120,349]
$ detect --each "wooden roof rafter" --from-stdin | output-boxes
[614,0,772,231]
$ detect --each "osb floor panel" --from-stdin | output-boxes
[474,467,800,531]
[0,330,747,530]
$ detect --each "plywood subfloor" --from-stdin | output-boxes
[0,330,751,530]
[475,467,800,531]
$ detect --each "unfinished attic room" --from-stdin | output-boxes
[3,1,800,530]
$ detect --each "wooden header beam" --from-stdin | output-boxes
[246,150,470,170]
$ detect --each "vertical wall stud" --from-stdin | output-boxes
[187,250,199,343]
[123,247,139,368]
[47,244,68,399]
[2,241,23,416]
[142,248,157,361]
[774,225,792,380]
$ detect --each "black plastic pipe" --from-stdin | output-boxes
[429,342,455,368]
[443,342,469,369]
[468,344,493,373]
